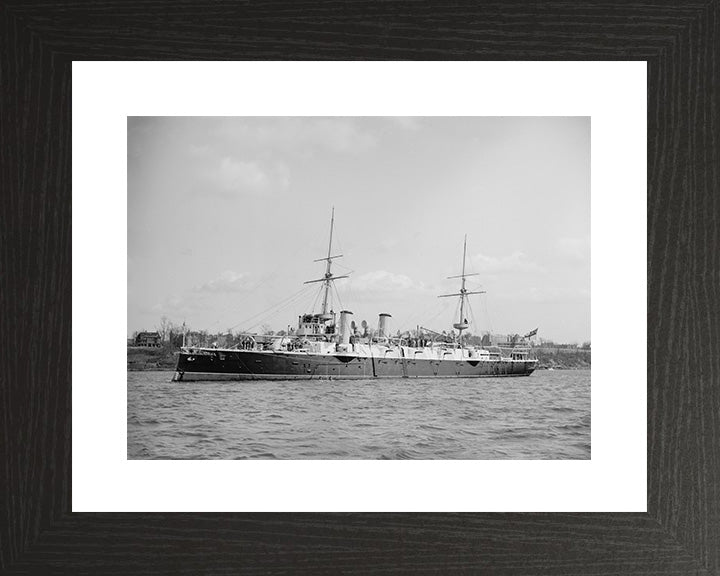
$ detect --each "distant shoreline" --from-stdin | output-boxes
[127,346,177,371]
[533,348,591,370]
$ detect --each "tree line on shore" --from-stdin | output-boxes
[130,316,590,351]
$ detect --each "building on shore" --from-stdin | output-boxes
[134,331,162,348]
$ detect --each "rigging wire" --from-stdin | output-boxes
[466,297,479,337]
[309,283,323,314]
[400,297,453,334]
[325,227,352,312]
[238,292,310,334]
[482,293,495,334]
[230,284,314,332]
[241,287,317,333]
[343,274,362,314]
[331,280,344,312]
[205,240,310,330]
[199,212,353,335]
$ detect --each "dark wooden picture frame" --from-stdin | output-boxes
[2,2,718,574]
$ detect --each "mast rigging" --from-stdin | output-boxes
[438,235,485,341]
[304,207,348,315]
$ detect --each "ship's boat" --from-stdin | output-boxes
[173,210,538,381]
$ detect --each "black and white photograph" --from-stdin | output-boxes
[127,116,590,460]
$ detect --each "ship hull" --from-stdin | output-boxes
[174,349,537,381]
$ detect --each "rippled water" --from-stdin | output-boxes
[127,370,590,459]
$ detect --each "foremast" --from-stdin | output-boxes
[303,207,348,317]
[439,235,485,343]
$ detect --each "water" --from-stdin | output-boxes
[127,370,590,459]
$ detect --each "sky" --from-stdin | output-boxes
[128,116,590,343]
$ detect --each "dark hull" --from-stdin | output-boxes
[174,349,537,381]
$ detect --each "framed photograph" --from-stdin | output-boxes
[3,2,718,574]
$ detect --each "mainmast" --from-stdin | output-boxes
[438,235,485,342]
[304,207,348,316]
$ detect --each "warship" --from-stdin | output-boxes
[173,210,537,381]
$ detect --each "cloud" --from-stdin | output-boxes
[189,155,290,198]
[220,118,377,155]
[389,117,422,131]
[493,283,590,303]
[187,143,211,157]
[183,118,378,198]
[194,270,251,293]
[556,236,590,263]
[150,271,251,318]
[151,293,201,316]
[301,118,377,152]
[352,270,427,293]
[470,251,543,274]
[214,158,271,194]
